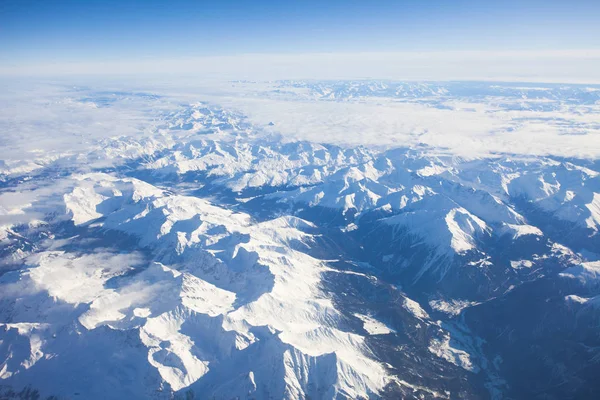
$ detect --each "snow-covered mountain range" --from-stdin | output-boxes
[1,80,599,399]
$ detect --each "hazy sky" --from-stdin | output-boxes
[1,0,599,79]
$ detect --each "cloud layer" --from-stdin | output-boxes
[3,50,600,83]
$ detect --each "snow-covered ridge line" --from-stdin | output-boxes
[1,172,392,399]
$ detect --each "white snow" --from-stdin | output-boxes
[353,314,395,335]
[402,298,430,320]
[501,223,543,239]
[510,260,534,269]
[445,208,489,253]
[429,299,480,317]
[428,335,478,373]
[560,261,600,285]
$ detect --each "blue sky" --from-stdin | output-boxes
[1,0,599,65]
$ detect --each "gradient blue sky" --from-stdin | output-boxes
[1,0,599,65]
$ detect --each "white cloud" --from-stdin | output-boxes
[0,81,178,172]
[2,50,600,83]
[215,92,600,159]
[1,78,599,183]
